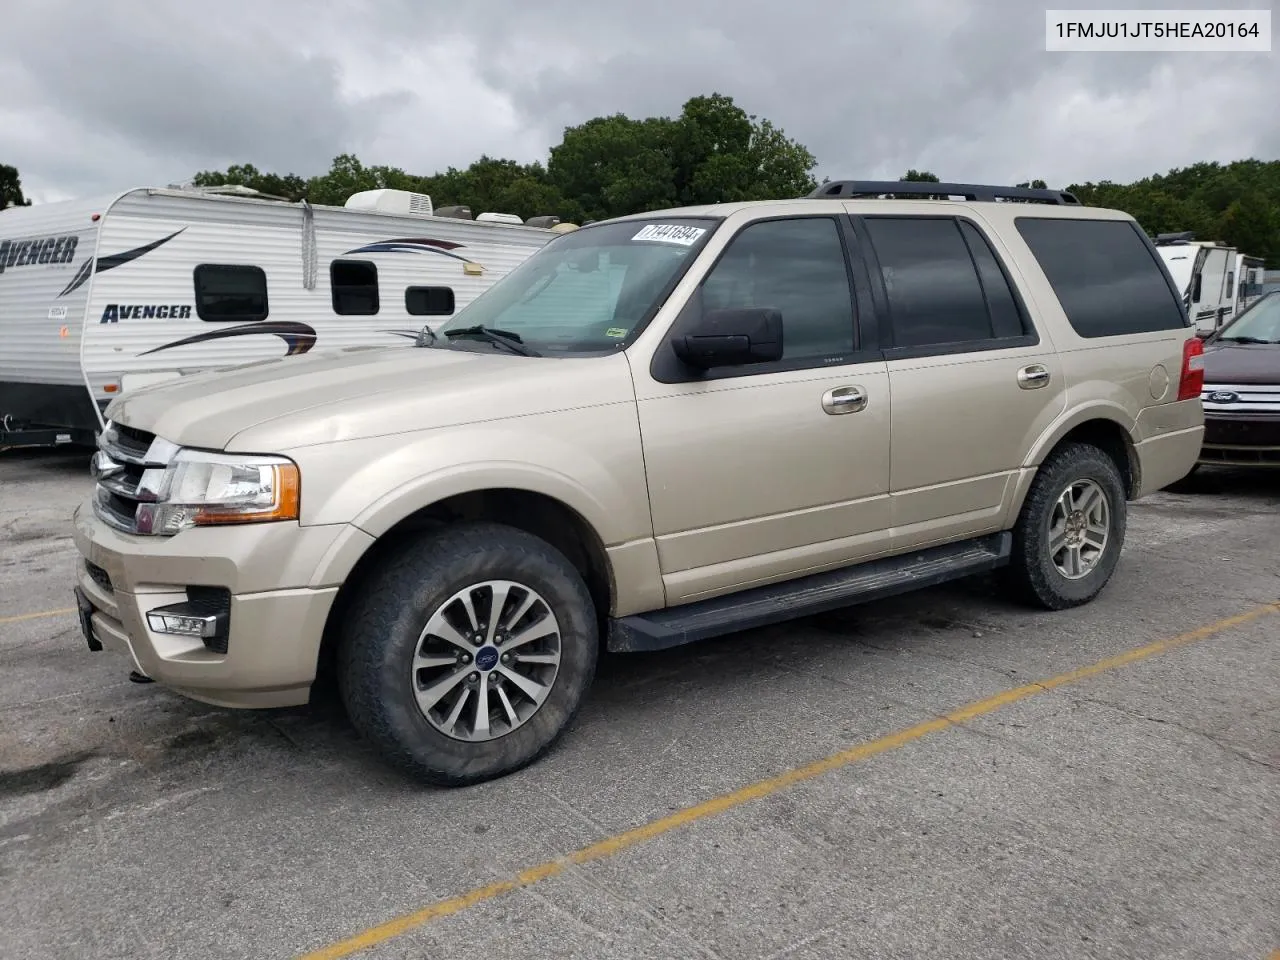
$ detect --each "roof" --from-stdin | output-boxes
[594,195,1131,229]
[583,180,1127,228]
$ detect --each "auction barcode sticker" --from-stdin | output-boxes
[1046,9,1271,51]
[632,224,707,246]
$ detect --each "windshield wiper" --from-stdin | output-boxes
[1217,335,1275,345]
[443,325,541,357]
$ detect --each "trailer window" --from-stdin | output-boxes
[193,265,269,322]
[405,286,455,316]
[331,260,380,315]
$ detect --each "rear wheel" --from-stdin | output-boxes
[1005,442,1127,610]
[337,521,598,786]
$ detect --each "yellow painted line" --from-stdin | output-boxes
[301,601,1280,960]
[0,607,75,626]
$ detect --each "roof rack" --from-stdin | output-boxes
[806,180,1082,205]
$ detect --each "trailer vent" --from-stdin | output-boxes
[344,189,434,218]
[475,212,524,225]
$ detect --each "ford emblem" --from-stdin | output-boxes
[1206,391,1239,403]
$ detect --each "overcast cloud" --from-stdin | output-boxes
[2,0,1275,203]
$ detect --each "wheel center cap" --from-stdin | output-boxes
[475,645,500,672]
[1065,510,1087,544]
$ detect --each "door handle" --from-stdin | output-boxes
[1017,364,1051,389]
[822,385,867,415]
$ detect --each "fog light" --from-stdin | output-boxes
[145,590,231,652]
[147,610,219,638]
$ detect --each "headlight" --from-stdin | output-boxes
[131,449,300,535]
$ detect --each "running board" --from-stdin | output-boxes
[607,532,1012,653]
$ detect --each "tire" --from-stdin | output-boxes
[1004,442,1128,610]
[337,521,599,786]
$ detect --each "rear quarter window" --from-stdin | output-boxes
[1014,217,1187,337]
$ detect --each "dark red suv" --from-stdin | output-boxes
[1197,290,1280,466]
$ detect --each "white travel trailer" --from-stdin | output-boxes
[1153,233,1237,334]
[1236,252,1267,313]
[1152,233,1266,335]
[0,185,573,447]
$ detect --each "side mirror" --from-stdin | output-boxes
[670,307,784,369]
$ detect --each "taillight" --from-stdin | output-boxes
[1177,335,1205,401]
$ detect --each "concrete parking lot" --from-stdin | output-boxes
[1,446,1278,960]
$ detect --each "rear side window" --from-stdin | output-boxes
[406,286,455,316]
[863,217,1003,350]
[331,259,379,315]
[193,264,268,322]
[1015,217,1186,337]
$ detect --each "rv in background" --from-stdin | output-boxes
[1237,253,1267,312]
[0,185,577,448]
[1153,232,1265,335]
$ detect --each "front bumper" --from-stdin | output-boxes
[71,500,346,708]
[1200,413,1280,466]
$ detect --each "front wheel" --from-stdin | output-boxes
[337,521,599,786]
[1004,442,1128,610]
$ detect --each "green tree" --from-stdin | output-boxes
[1218,196,1276,259]
[303,154,389,205]
[548,93,819,219]
[548,113,680,221]
[192,163,308,201]
[1016,179,1049,189]
[671,93,818,204]
[1069,159,1280,264]
[422,156,575,221]
[1,164,32,209]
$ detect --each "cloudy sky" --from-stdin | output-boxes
[2,0,1276,204]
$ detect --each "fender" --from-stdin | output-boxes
[294,412,654,586]
[1001,399,1140,528]
[1023,399,1136,468]
[304,460,628,589]
[352,458,632,543]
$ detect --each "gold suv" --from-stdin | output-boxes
[71,181,1206,785]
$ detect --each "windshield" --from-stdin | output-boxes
[1216,293,1280,343]
[433,217,719,355]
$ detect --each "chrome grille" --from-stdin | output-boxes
[1200,383,1280,414]
[91,421,181,535]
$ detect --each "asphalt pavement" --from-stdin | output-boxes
[1,446,1277,960]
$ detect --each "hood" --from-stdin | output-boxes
[1201,340,1280,386]
[105,344,637,452]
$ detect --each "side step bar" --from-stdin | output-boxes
[607,532,1012,653]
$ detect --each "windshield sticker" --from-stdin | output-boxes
[605,327,627,338]
[632,224,707,246]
